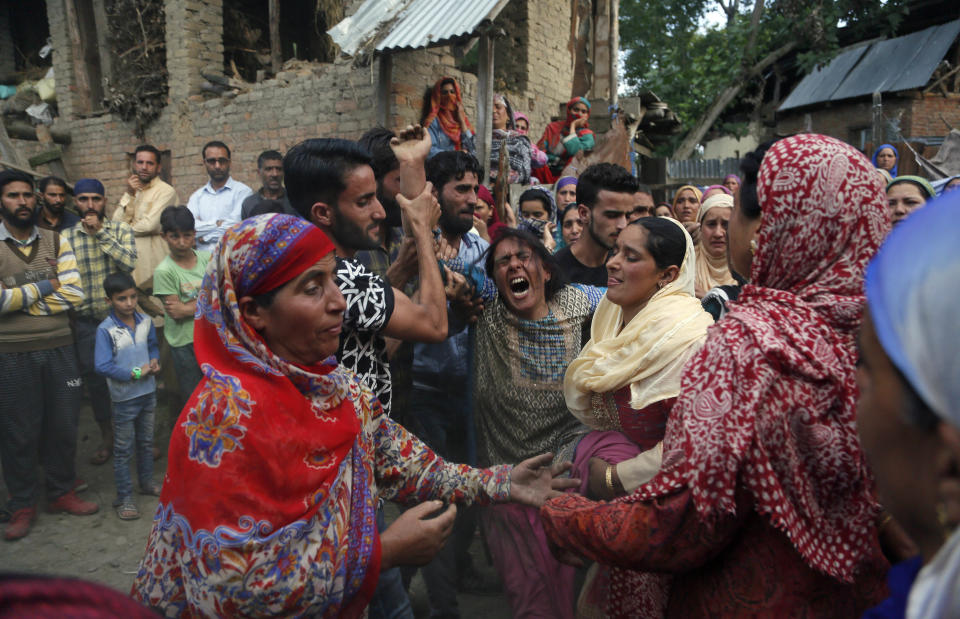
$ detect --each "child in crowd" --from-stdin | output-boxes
[94,272,161,520]
[153,206,210,408]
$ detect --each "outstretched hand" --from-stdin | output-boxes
[509,452,580,509]
[391,124,433,163]
[380,500,457,571]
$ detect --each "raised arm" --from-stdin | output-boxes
[382,184,447,343]
[391,124,431,199]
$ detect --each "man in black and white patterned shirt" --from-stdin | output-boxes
[282,134,447,415]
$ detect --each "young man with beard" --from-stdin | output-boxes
[112,145,179,288]
[553,163,638,286]
[355,128,406,281]
[63,179,138,466]
[240,150,296,219]
[404,150,494,618]
[0,170,97,541]
[186,141,252,253]
[37,176,79,233]
[283,135,446,416]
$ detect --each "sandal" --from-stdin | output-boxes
[89,447,110,466]
[139,484,162,497]
[115,501,140,520]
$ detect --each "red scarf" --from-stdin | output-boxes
[609,134,891,614]
[134,215,380,617]
[422,77,473,150]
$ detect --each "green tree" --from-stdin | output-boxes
[620,0,906,158]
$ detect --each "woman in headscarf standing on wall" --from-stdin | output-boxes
[538,97,595,181]
[423,77,476,159]
[489,93,534,185]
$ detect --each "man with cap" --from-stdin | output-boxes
[62,178,137,466]
[0,170,96,541]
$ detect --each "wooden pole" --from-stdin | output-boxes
[63,0,92,115]
[91,0,113,85]
[610,0,619,105]
[268,0,281,74]
[377,53,392,128]
[476,33,494,177]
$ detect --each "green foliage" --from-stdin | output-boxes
[621,0,907,154]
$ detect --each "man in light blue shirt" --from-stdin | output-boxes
[186,141,252,252]
[406,150,492,617]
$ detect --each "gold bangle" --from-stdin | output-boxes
[605,465,614,493]
[878,514,893,530]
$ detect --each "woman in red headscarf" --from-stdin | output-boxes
[541,135,892,617]
[537,97,595,180]
[422,77,476,159]
[131,214,576,618]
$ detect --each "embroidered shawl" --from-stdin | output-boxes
[610,134,890,614]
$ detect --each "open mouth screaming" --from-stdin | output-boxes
[509,276,531,298]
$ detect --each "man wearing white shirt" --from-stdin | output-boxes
[185,141,252,253]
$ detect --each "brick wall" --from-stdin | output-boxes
[777,93,960,149]
[389,47,478,130]
[908,93,960,136]
[166,0,224,101]
[776,98,914,146]
[32,0,589,205]
[491,0,576,142]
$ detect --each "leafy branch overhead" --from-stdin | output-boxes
[619,0,907,158]
[102,0,168,137]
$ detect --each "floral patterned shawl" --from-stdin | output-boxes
[610,134,890,613]
[132,215,380,617]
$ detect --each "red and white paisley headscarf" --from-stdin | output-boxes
[611,134,890,611]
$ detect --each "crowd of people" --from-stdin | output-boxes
[1,75,959,618]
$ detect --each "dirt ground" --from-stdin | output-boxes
[0,397,512,618]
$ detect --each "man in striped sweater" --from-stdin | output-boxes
[0,170,99,541]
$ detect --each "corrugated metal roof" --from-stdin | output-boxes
[779,19,960,112]
[328,0,509,57]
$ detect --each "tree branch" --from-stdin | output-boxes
[673,39,797,159]
[743,0,766,63]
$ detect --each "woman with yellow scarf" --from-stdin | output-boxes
[564,217,713,500]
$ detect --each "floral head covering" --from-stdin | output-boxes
[133,215,380,616]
